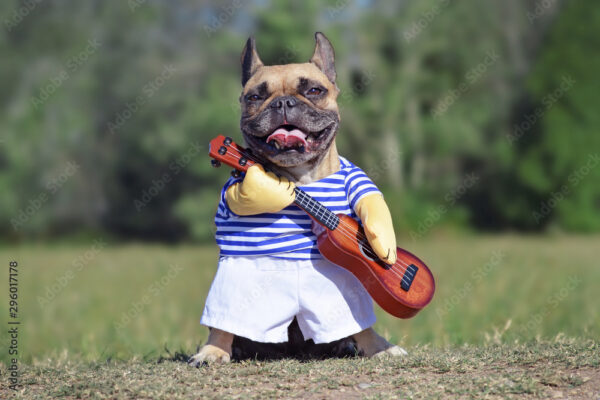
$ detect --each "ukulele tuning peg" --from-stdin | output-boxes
[231,169,242,178]
[224,137,233,145]
[211,159,221,168]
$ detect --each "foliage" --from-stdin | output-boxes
[522,0,600,231]
[0,0,597,242]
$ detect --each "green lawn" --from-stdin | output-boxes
[1,235,599,398]
[1,235,598,364]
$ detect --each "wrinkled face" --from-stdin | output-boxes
[240,63,340,167]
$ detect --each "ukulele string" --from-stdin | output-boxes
[223,148,414,281]
[295,196,413,284]
[232,150,414,276]
[290,183,413,281]
[224,148,412,273]
[223,155,415,286]
[221,147,413,281]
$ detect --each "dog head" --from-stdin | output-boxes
[239,32,340,169]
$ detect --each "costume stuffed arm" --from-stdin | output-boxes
[355,194,397,265]
[225,165,396,264]
[225,164,296,215]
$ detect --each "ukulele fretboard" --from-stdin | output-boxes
[294,188,340,231]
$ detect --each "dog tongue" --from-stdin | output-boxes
[266,128,308,147]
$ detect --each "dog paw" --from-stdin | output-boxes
[373,345,408,358]
[188,344,231,367]
[353,328,408,358]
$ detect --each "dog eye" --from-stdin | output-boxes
[246,94,261,101]
[307,87,322,96]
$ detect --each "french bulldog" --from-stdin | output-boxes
[189,32,405,365]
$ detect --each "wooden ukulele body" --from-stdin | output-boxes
[314,215,435,318]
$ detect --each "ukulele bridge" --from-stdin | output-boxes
[401,264,418,291]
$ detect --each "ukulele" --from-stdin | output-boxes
[208,135,435,319]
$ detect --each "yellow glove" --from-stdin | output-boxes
[226,164,296,215]
[355,193,397,265]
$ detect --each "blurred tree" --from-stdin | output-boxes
[519,0,600,230]
[0,0,597,242]
[341,0,557,231]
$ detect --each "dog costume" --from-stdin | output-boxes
[201,156,391,343]
[189,33,402,365]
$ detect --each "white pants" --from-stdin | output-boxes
[200,255,376,344]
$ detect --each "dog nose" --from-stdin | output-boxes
[269,96,297,109]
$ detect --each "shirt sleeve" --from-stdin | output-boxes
[344,166,382,212]
[215,176,243,219]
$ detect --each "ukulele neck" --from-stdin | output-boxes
[293,188,340,230]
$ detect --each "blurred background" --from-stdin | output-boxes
[0,0,598,362]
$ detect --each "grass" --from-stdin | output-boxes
[0,235,599,398]
[2,339,599,399]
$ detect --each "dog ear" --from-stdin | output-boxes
[241,36,264,86]
[309,32,336,84]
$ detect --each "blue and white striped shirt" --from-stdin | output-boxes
[215,156,381,260]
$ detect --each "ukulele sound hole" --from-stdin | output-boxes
[358,242,391,270]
